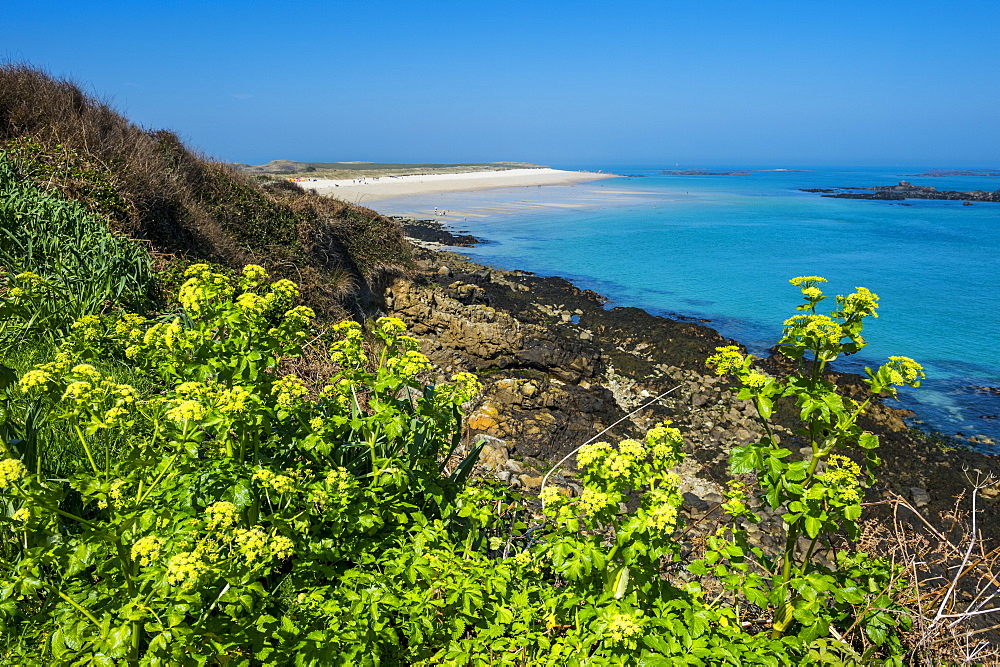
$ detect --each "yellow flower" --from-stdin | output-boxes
[782,314,844,348]
[206,501,239,530]
[376,316,407,335]
[0,458,28,489]
[646,501,679,532]
[706,345,747,376]
[238,264,268,290]
[235,527,270,563]
[884,356,925,387]
[132,536,165,567]
[272,375,308,410]
[17,369,52,393]
[62,381,93,402]
[579,487,613,514]
[838,287,880,318]
[576,442,613,468]
[744,371,770,388]
[166,551,209,588]
[606,613,643,643]
[216,386,256,417]
[166,399,206,423]
[270,535,294,560]
[789,276,828,287]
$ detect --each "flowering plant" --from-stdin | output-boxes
[700,277,919,659]
[0,265,484,663]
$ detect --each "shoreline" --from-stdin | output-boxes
[393,214,998,450]
[289,167,618,203]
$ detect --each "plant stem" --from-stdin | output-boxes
[74,423,100,475]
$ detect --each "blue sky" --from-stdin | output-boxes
[4,0,998,167]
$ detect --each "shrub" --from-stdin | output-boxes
[0,272,920,664]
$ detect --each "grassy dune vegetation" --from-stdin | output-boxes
[0,64,959,664]
[232,161,545,181]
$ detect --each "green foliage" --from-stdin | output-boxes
[0,271,919,664]
[0,152,154,346]
[703,276,921,663]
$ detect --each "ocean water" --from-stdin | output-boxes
[372,167,1000,448]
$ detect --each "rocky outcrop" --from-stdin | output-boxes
[802,181,1000,203]
[385,244,1000,536]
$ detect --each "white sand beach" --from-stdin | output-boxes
[289,168,616,204]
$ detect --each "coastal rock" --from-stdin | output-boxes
[382,241,1000,543]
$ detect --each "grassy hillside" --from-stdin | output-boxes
[0,64,411,316]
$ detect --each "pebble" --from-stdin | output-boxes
[910,487,930,508]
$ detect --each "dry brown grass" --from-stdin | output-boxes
[858,477,1000,664]
[0,63,412,317]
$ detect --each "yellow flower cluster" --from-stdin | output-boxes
[17,354,74,396]
[238,264,268,291]
[376,317,407,335]
[386,350,432,378]
[166,551,210,589]
[216,386,256,417]
[579,487,614,514]
[0,458,28,489]
[235,527,270,562]
[448,372,482,404]
[578,438,649,485]
[271,535,294,560]
[645,421,683,465]
[744,371,770,388]
[272,375,308,410]
[646,499,679,533]
[178,264,235,316]
[233,528,294,563]
[884,356,925,387]
[332,319,363,340]
[18,369,52,393]
[254,468,300,494]
[789,276,828,288]
[142,318,183,352]
[325,467,357,495]
[816,455,863,505]
[166,399,207,424]
[782,314,844,348]
[132,536,165,567]
[6,272,47,301]
[706,345,747,376]
[837,287,880,318]
[801,286,823,300]
[206,501,240,530]
[606,613,643,644]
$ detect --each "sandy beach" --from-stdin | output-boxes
[289,168,616,204]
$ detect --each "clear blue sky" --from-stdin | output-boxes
[4,0,998,167]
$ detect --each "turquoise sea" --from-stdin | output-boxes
[372,167,1000,448]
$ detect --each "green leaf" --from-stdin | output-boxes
[804,515,822,539]
[729,444,762,474]
[858,431,879,449]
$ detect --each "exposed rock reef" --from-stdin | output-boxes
[802,181,1000,203]
[384,242,1000,542]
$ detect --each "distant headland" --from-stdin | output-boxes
[802,180,1000,203]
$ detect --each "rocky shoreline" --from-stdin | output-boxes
[382,226,1000,555]
[802,180,1000,203]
